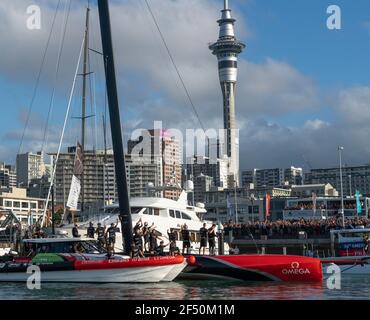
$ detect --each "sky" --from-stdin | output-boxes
[1,0,370,171]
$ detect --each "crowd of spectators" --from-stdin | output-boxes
[223,217,370,240]
[285,202,360,211]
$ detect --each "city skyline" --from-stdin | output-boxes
[2,0,370,171]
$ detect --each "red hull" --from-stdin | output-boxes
[186,255,323,282]
[74,255,185,270]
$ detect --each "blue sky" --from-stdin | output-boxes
[2,0,370,170]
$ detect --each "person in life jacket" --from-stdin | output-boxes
[72,224,80,238]
[155,240,168,256]
[149,226,158,254]
[96,223,106,247]
[87,222,95,239]
[130,241,144,258]
[169,240,179,256]
[133,226,144,255]
[199,223,208,255]
[142,222,150,252]
[208,224,217,255]
[181,224,191,255]
[105,220,119,252]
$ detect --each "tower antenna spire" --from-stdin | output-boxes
[209,0,245,188]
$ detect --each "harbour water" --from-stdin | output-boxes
[0,275,369,300]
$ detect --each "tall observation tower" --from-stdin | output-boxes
[209,0,245,187]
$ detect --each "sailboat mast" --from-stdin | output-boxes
[80,7,90,213]
[97,0,133,255]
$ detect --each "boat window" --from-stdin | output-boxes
[181,212,192,220]
[131,207,143,214]
[154,208,160,216]
[169,210,175,218]
[175,211,181,219]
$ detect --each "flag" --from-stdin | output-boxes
[73,142,83,175]
[355,191,362,215]
[66,175,81,211]
[265,193,271,219]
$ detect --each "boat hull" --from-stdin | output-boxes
[0,255,187,283]
[182,255,323,282]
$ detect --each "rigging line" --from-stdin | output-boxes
[41,34,86,227]
[17,0,62,156]
[143,0,206,132]
[41,0,72,154]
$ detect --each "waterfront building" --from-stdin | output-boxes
[242,167,303,189]
[16,152,46,187]
[0,163,16,188]
[0,187,45,224]
[290,183,338,198]
[283,196,370,220]
[305,165,370,197]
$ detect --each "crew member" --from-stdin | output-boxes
[130,241,144,258]
[169,240,178,256]
[149,227,158,254]
[181,224,191,255]
[199,223,208,255]
[133,227,144,255]
[156,240,168,256]
[106,220,119,252]
[72,224,80,238]
[87,222,95,239]
[96,223,106,247]
[208,224,217,255]
[142,222,151,252]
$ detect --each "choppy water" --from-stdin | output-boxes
[0,275,369,300]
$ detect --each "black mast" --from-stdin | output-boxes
[98,0,132,254]
[80,7,90,214]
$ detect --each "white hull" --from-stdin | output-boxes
[323,263,370,275]
[0,265,182,283]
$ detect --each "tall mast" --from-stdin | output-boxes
[80,7,90,213]
[98,0,133,254]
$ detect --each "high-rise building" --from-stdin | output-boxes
[0,162,16,188]
[209,0,245,187]
[128,129,182,200]
[185,156,229,189]
[242,167,303,189]
[52,148,163,209]
[194,174,214,203]
[16,152,46,187]
[305,165,370,197]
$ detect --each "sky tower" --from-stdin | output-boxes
[209,0,245,187]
